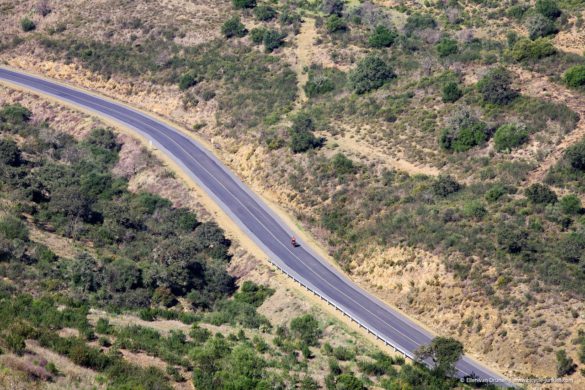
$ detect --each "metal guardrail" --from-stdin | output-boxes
[266,258,414,361]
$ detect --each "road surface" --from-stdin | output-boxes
[0,67,513,387]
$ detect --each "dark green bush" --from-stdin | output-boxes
[432,175,461,197]
[477,67,518,105]
[0,216,29,241]
[536,0,561,20]
[249,28,267,45]
[178,71,199,90]
[510,38,556,62]
[325,15,347,33]
[20,17,36,32]
[0,139,22,166]
[563,65,585,89]
[368,25,397,48]
[565,141,585,171]
[290,314,321,346]
[289,114,324,153]
[221,16,247,38]
[556,350,575,376]
[493,124,529,152]
[436,38,458,57]
[560,194,582,215]
[232,0,256,9]
[349,55,395,94]
[404,13,436,36]
[253,5,276,21]
[262,30,286,52]
[439,109,488,152]
[507,4,529,20]
[331,153,356,175]
[441,81,462,103]
[525,183,557,204]
[0,104,32,124]
[526,14,558,40]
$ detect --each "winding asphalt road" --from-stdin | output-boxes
[0,67,513,387]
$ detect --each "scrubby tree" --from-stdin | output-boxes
[249,27,266,45]
[565,141,585,171]
[536,0,561,20]
[404,13,436,36]
[510,38,556,62]
[20,17,36,32]
[253,5,276,21]
[178,71,199,91]
[290,314,321,346]
[331,153,356,175]
[526,14,557,40]
[436,37,458,57]
[432,175,461,197]
[415,337,463,376]
[368,25,397,48]
[322,0,344,16]
[556,350,575,376]
[439,109,488,152]
[232,0,256,9]
[0,139,22,166]
[0,103,32,124]
[525,183,557,204]
[442,81,462,103]
[325,15,347,33]
[349,55,395,94]
[563,65,585,89]
[477,67,518,105]
[560,194,582,215]
[221,16,247,38]
[262,29,286,52]
[493,124,528,152]
[289,114,324,153]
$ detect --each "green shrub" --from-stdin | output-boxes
[0,216,28,241]
[253,5,276,21]
[436,38,458,57]
[510,38,556,62]
[560,194,582,214]
[0,104,32,124]
[290,314,321,346]
[232,0,256,9]
[441,82,462,103]
[525,183,557,204]
[368,25,397,48]
[262,30,286,52]
[526,14,557,40]
[439,110,488,152]
[20,17,36,32]
[494,124,529,152]
[463,200,487,220]
[349,55,395,94]
[305,74,334,97]
[289,114,324,153]
[565,141,585,171]
[331,153,356,175]
[432,175,461,197]
[325,15,347,33]
[477,67,518,105]
[507,4,529,20]
[404,13,436,36]
[556,350,575,376]
[415,337,463,376]
[221,16,247,38]
[485,184,509,202]
[563,65,585,89]
[249,28,266,45]
[333,346,355,361]
[536,0,561,20]
[178,71,199,91]
[0,139,22,167]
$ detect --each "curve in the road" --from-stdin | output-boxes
[0,67,513,387]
